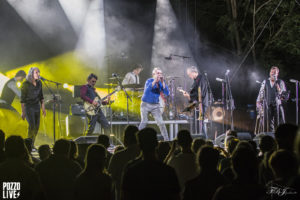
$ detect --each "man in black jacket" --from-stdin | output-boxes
[182,66,208,137]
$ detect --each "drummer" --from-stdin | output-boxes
[122,64,143,85]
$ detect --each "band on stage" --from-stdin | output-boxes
[0,64,292,142]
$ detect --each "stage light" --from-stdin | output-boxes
[17,82,21,88]
[63,83,68,89]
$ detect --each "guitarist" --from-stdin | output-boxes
[182,66,208,138]
[80,73,110,135]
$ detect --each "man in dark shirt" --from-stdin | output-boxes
[121,127,180,200]
[80,73,110,135]
[182,66,208,137]
[21,67,46,146]
[0,70,26,111]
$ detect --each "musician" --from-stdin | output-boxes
[80,73,110,135]
[256,66,286,132]
[122,64,143,85]
[0,70,26,111]
[138,68,170,141]
[21,67,46,146]
[182,66,208,137]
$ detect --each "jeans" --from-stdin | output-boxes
[25,104,40,145]
[138,101,169,141]
[86,109,109,135]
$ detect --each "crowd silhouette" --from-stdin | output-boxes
[0,123,299,200]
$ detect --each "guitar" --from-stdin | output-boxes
[177,87,204,120]
[84,90,117,116]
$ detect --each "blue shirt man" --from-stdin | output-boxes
[141,78,169,104]
[139,68,170,141]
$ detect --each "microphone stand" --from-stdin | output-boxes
[203,72,214,137]
[221,81,225,133]
[291,79,299,125]
[114,75,132,124]
[40,79,62,143]
[225,73,235,130]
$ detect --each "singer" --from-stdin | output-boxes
[256,66,286,132]
[138,67,170,141]
[21,67,46,147]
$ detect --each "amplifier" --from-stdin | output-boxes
[70,104,85,116]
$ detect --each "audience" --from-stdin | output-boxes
[167,130,198,195]
[266,149,298,200]
[219,138,239,173]
[108,125,140,200]
[98,134,113,168]
[38,144,51,161]
[191,138,206,154]
[258,135,276,160]
[157,141,170,162]
[35,139,82,200]
[69,140,84,168]
[274,123,298,152]
[121,127,180,200]
[74,144,114,200]
[114,145,125,153]
[0,136,42,199]
[290,127,300,199]
[2,122,299,200]
[24,138,40,166]
[184,145,227,200]
[213,146,266,200]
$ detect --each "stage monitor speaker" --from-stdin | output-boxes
[66,115,100,137]
[253,132,275,146]
[74,136,98,144]
[214,132,252,148]
[74,136,98,161]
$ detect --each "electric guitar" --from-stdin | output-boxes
[84,90,117,116]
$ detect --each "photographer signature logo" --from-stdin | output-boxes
[2,182,21,199]
[267,183,297,196]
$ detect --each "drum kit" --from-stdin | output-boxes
[102,79,144,120]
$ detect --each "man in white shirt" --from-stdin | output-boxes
[122,64,143,85]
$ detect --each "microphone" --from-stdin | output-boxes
[225,70,230,76]
[216,78,226,83]
[112,73,118,77]
[290,79,299,83]
[39,76,46,81]
[164,55,172,60]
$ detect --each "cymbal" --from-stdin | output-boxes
[104,83,118,87]
[123,84,143,88]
